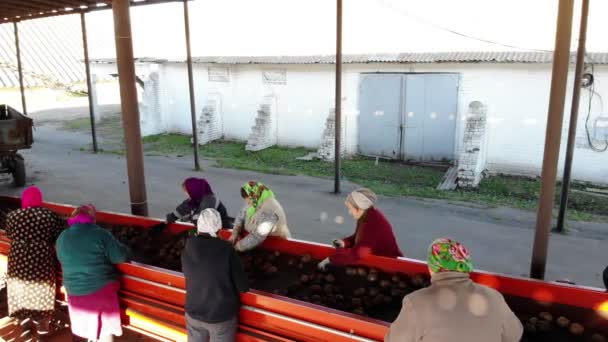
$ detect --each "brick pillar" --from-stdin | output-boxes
[457,101,488,188]
[197,99,223,145]
[246,103,277,151]
[317,108,347,161]
[138,72,161,136]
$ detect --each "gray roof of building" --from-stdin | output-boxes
[89,51,608,65]
[0,16,85,89]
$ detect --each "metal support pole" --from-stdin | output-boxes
[13,22,27,116]
[530,0,575,280]
[556,0,590,233]
[183,0,201,170]
[112,0,149,216]
[81,12,99,153]
[334,0,343,194]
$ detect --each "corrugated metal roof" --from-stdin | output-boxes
[0,15,85,88]
[188,52,608,65]
[89,51,608,66]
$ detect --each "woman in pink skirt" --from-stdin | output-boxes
[56,204,130,341]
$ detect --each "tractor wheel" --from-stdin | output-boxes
[13,154,26,187]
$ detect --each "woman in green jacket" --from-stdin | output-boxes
[56,204,129,342]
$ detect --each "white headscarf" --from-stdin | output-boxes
[197,208,222,237]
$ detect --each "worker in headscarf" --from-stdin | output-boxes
[228,181,290,252]
[603,265,608,290]
[385,238,522,342]
[166,177,230,228]
[57,204,129,342]
[5,186,64,336]
[182,209,249,342]
[318,188,402,270]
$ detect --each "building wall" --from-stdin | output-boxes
[90,62,608,184]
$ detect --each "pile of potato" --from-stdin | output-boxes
[520,311,606,342]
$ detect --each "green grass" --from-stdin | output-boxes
[52,112,608,222]
[129,133,608,221]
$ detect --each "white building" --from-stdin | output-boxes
[90,52,608,184]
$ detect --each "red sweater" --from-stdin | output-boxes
[330,207,403,266]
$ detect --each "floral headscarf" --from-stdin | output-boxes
[427,238,473,273]
[67,204,97,226]
[242,181,274,220]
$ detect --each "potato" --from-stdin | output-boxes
[569,323,584,335]
[367,273,378,283]
[538,312,553,322]
[591,334,607,342]
[301,254,312,263]
[356,268,368,277]
[351,298,362,306]
[556,316,570,328]
[537,320,551,332]
[524,322,537,334]
[310,284,323,293]
[411,274,426,288]
[300,275,310,283]
[345,267,357,276]
[391,275,401,283]
[380,280,391,289]
[325,274,336,283]
[353,288,366,296]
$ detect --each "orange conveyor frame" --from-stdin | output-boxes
[0,196,607,341]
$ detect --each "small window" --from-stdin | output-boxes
[208,67,230,82]
[262,70,287,84]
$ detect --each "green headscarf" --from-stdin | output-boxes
[242,181,275,220]
[427,238,473,273]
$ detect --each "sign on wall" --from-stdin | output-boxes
[208,67,230,82]
[262,70,287,84]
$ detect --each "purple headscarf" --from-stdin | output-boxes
[183,178,213,208]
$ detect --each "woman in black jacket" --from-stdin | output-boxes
[182,209,249,341]
[166,178,231,228]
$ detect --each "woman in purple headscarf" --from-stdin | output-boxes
[166,178,230,228]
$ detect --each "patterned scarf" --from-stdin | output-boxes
[67,204,97,226]
[428,238,473,273]
[242,181,274,220]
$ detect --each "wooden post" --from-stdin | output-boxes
[112,0,149,216]
[183,0,201,170]
[81,12,99,153]
[334,0,343,194]
[13,22,27,116]
[530,0,575,280]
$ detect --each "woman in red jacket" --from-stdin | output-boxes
[318,188,403,270]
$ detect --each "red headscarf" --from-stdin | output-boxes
[21,186,43,209]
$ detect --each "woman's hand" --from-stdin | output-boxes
[332,239,345,248]
[317,257,331,271]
